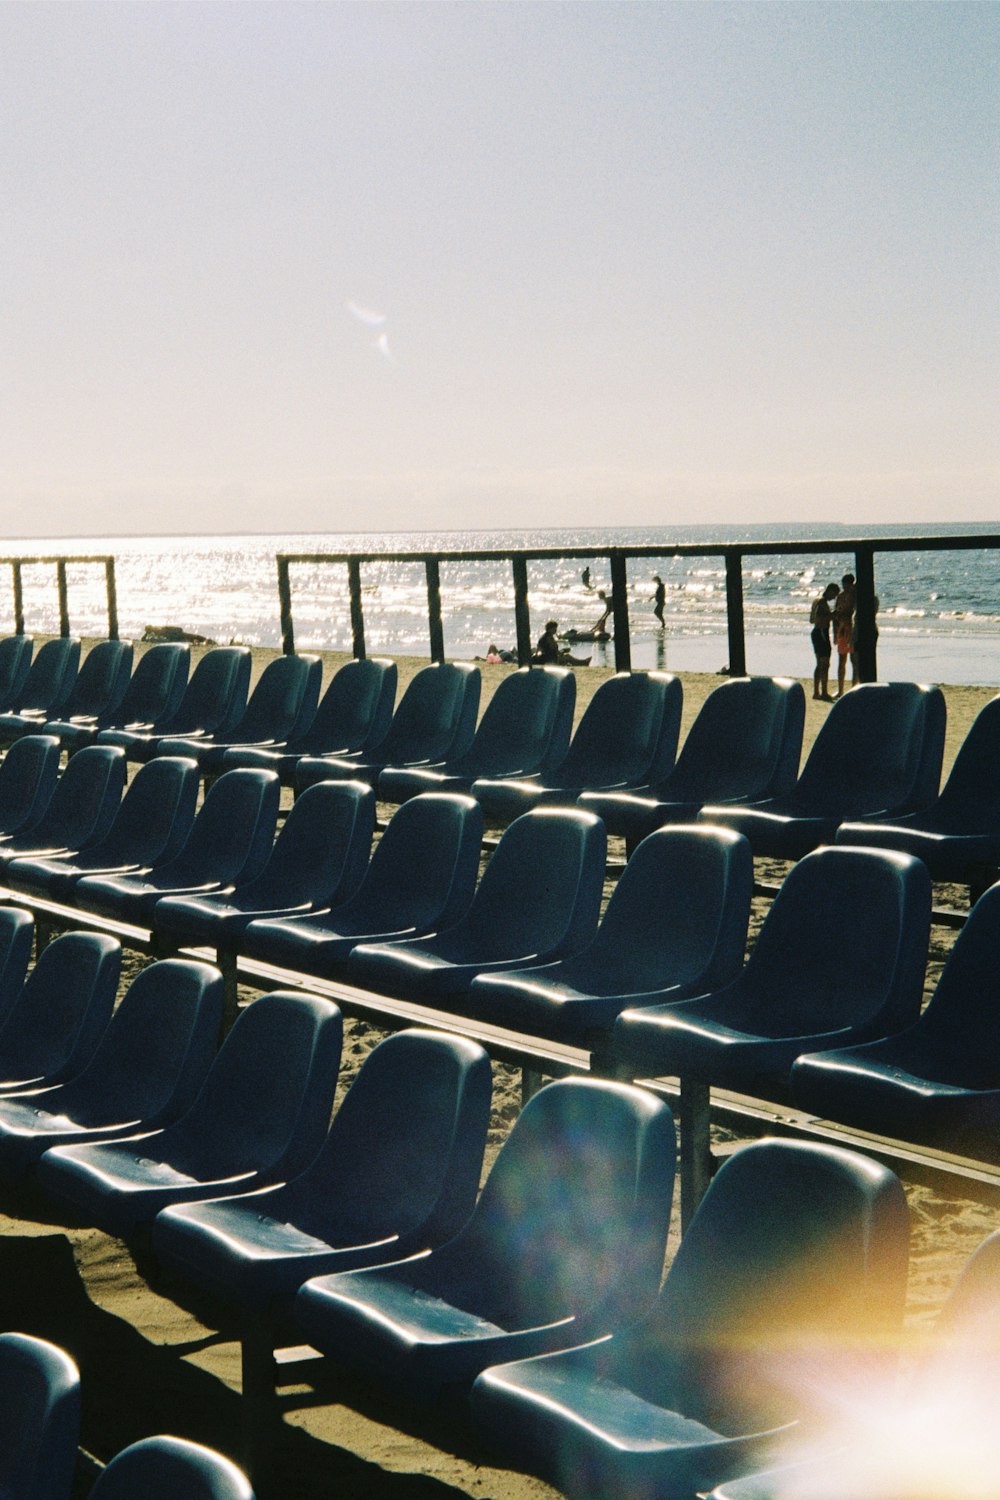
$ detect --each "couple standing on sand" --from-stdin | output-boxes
[810,573,858,702]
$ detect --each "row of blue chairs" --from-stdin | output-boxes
[9,642,995,899]
[0,1331,253,1500]
[5,744,1000,1165]
[0,930,915,1499]
[4,912,1000,1498]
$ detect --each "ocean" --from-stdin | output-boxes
[2,523,998,687]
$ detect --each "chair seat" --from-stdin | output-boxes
[463,970,708,1047]
[346,935,557,1002]
[836,818,1000,883]
[473,1342,788,1500]
[241,913,427,976]
[155,892,313,945]
[77,873,229,925]
[153,1191,402,1312]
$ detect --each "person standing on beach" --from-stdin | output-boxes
[581,566,592,590]
[650,574,666,627]
[809,582,839,701]
[833,573,857,697]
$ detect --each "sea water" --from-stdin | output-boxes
[1,522,998,687]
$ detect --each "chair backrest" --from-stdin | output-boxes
[55,958,225,1129]
[936,694,1000,820]
[743,845,930,1037]
[460,807,605,960]
[0,1333,81,1500]
[661,676,805,802]
[89,1436,254,1500]
[550,672,682,787]
[0,734,61,836]
[591,824,752,992]
[155,768,280,888]
[295,656,397,755]
[796,682,946,815]
[345,792,483,933]
[372,662,480,765]
[57,639,133,721]
[451,1077,676,1326]
[10,637,81,717]
[897,881,1000,1071]
[158,646,251,739]
[225,653,321,745]
[233,779,376,911]
[288,1029,492,1250]
[0,932,121,1085]
[107,643,190,728]
[0,907,34,1033]
[0,635,33,709]
[83,756,202,870]
[161,992,342,1184]
[451,666,576,778]
[635,1139,909,1432]
[16,744,126,852]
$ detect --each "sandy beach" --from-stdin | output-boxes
[0,645,997,1498]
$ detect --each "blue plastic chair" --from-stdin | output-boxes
[89,1436,254,1500]
[55,642,190,755]
[153,1029,492,1316]
[0,908,34,1033]
[581,677,805,848]
[6,757,201,903]
[156,653,322,772]
[240,792,483,979]
[377,665,576,805]
[470,1139,909,1500]
[220,657,397,782]
[295,1077,676,1397]
[472,671,682,824]
[0,1333,81,1500]
[0,734,62,838]
[0,958,224,1180]
[698,682,946,859]
[0,932,121,1094]
[0,745,127,871]
[74,767,280,926]
[790,880,1000,1162]
[153,780,376,950]
[346,807,607,1007]
[0,635,34,710]
[293,660,480,792]
[463,825,753,1048]
[836,693,1000,898]
[613,845,931,1105]
[38,992,343,1239]
[28,639,133,740]
[0,637,80,743]
[97,645,251,762]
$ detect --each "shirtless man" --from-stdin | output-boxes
[833,573,857,697]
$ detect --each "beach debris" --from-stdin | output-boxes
[142,625,217,645]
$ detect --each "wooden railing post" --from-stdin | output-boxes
[854,544,878,683]
[276,558,295,655]
[56,559,69,637]
[609,550,631,671]
[724,551,747,676]
[104,558,119,640]
[347,558,366,660]
[512,556,532,665]
[425,558,445,663]
[11,562,23,637]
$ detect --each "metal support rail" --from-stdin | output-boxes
[5,554,118,639]
[275,532,1000,680]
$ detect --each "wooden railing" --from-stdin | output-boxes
[5,555,118,639]
[276,533,1000,681]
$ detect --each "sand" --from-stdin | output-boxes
[0,645,997,1497]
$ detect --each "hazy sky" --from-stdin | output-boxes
[2,0,997,538]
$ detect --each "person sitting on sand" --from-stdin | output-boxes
[809,582,840,701]
[475,643,504,664]
[533,620,562,664]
